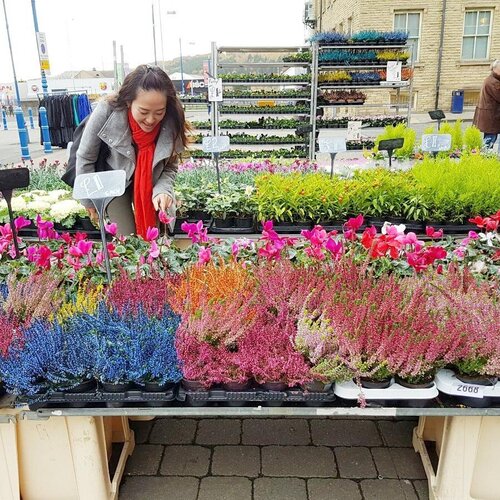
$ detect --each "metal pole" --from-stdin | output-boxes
[14,108,30,160]
[120,44,125,85]
[152,3,157,65]
[30,0,48,96]
[435,0,447,110]
[157,0,165,70]
[112,40,118,90]
[28,107,34,129]
[2,109,7,130]
[210,41,219,138]
[179,37,185,94]
[39,106,53,154]
[2,0,31,159]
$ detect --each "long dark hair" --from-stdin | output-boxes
[108,64,191,152]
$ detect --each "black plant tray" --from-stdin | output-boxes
[177,386,336,407]
[209,226,255,234]
[22,387,177,410]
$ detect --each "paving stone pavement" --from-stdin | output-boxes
[120,417,429,500]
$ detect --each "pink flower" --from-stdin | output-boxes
[36,215,59,240]
[198,247,211,265]
[14,216,31,231]
[325,237,343,258]
[104,222,117,236]
[145,226,159,241]
[149,240,160,259]
[181,221,208,244]
[425,226,443,239]
[301,225,328,246]
[305,246,325,260]
[261,220,281,242]
[158,210,173,225]
[453,247,466,259]
[66,255,83,271]
[468,231,479,240]
[68,240,93,258]
[344,214,364,232]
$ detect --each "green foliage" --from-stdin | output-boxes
[410,154,500,222]
[254,173,349,223]
[463,126,483,151]
[374,123,416,159]
[438,120,463,150]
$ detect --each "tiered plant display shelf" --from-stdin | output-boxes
[209,46,314,159]
[311,37,414,157]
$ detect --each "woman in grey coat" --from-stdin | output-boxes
[76,64,190,236]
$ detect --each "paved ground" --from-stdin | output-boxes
[120,417,429,500]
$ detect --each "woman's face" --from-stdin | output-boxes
[129,89,167,132]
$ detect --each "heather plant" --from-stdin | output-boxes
[0,311,20,358]
[2,273,64,325]
[0,319,98,395]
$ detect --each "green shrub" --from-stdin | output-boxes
[463,126,483,151]
[374,123,416,159]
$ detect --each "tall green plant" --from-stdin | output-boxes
[463,126,483,151]
[374,124,416,159]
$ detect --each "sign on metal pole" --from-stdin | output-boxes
[73,170,126,283]
[421,134,452,153]
[347,121,362,141]
[208,77,223,102]
[36,32,50,73]
[319,137,347,179]
[202,136,230,193]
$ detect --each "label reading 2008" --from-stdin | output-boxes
[456,384,484,399]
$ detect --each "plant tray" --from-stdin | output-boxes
[209,226,255,235]
[21,387,177,410]
[177,386,336,407]
[334,378,438,404]
[435,369,500,408]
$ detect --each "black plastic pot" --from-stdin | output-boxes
[182,379,207,392]
[144,381,175,392]
[174,217,189,234]
[235,216,254,229]
[187,210,210,222]
[101,381,130,408]
[222,380,252,392]
[76,216,97,232]
[394,376,434,390]
[213,217,236,229]
[260,381,288,392]
[360,377,392,389]
[65,379,97,393]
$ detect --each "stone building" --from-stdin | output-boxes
[308,0,500,112]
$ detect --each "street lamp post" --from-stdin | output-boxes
[31,0,48,96]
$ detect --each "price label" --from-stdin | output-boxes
[208,77,223,102]
[202,136,230,153]
[0,167,30,191]
[319,137,347,154]
[454,383,484,399]
[347,121,362,141]
[386,61,402,82]
[421,134,452,152]
[73,170,126,200]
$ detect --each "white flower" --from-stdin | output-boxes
[27,201,51,211]
[470,261,487,274]
[381,222,406,235]
[11,196,28,211]
[244,185,255,196]
[49,199,85,220]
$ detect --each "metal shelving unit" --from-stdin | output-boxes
[210,43,315,159]
[310,41,415,159]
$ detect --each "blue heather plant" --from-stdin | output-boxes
[350,71,381,83]
[88,303,182,385]
[0,319,98,395]
[0,284,7,300]
[310,31,349,45]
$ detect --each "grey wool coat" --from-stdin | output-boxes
[75,99,182,213]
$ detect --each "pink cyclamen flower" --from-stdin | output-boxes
[68,239,93,258]
[344,214,364,232]
[145,227,159,241]
[104,222,117,236]
[149,240,160,259]
[325,237,343,258]
[425,226,443,239]
[14,216,31,231]
[198,247,211,265]
[36,215,59,240]
[158,210,173,225]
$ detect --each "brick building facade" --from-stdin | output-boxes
[310,0,500,112]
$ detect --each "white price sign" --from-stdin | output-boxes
[386,61,402,82]
[454,383,485,399]
[421,134,452,152]
[208,78,223,102]
[319,137,347,154]
[202,136,230,153]
[73,170,126,200]
[347,121,362,141]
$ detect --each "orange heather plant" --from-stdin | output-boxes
[171,260,256,317]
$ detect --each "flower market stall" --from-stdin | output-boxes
[1,148,500,499]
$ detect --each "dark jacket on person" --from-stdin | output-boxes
[473,72,500,134]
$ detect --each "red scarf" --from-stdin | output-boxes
[128,110,161,238]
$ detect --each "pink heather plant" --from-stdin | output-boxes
[0,311,21,357]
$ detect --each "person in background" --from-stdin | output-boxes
[473,59,500,150]
[7,104,13,116]
[76,64,191,237]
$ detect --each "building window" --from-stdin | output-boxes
[394,12,421,62]
[463,89,481,107]
[462,10,492,60]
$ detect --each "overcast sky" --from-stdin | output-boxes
[0,0,307,82]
